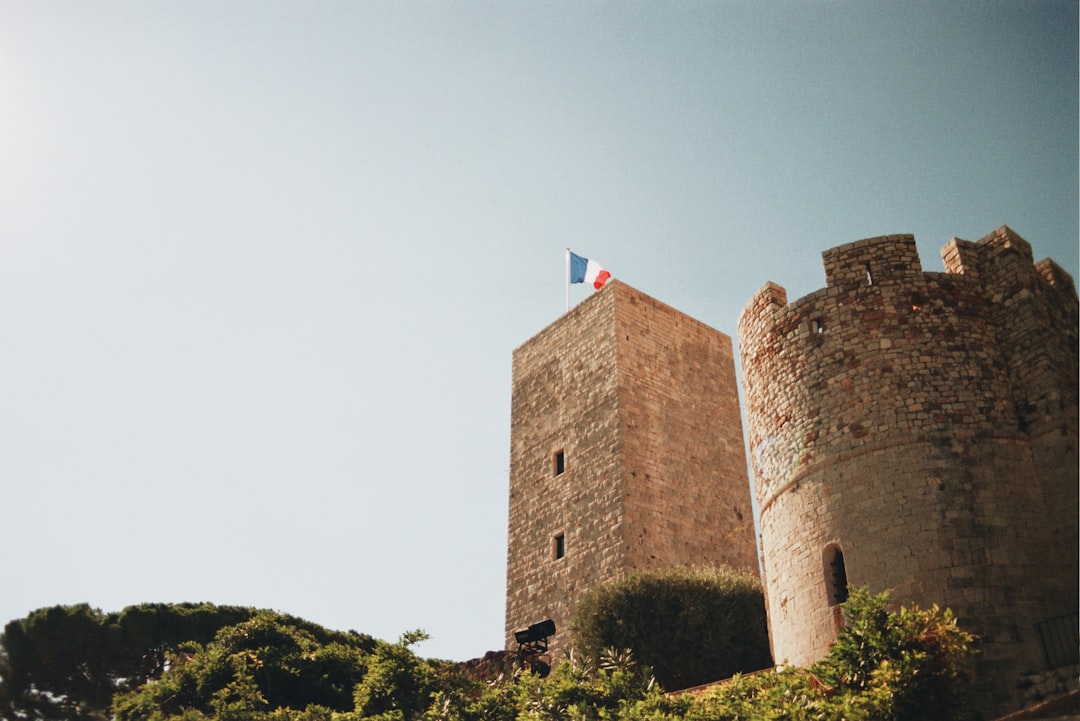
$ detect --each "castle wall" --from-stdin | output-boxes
[944,229,1080,607]
[614,288,757,575]
[506,281,756,658]
[506,285,627,657]
[738,227,1079,718]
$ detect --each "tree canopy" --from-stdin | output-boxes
[0,603,373,721]
[111,611,379,721]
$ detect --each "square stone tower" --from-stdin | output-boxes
[505,281,757,656]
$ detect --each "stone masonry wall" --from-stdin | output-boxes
[506,281,757,659]
[613,289,757,575]
[943,228,1080,609]
[507,285,626,658]
[737,227,1079,719]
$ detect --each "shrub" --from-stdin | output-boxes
[677,586,976,721]
[571,566,772,690]
[812,586,976,721]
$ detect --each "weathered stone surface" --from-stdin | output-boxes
[502,226,1076,719]
[737,227,1079,719]
[505,281,756,658]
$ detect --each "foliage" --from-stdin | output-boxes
[571,566,773,690]
[112,623,513,721]
[505,648,672,721]
[0,603,265,721]
[811,586,976,721]
[111,612,375,721]
[4,587,975,721]
[352,631,437,720]
[674,586,976,721]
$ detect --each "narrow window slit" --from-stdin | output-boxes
[824,543,849,605]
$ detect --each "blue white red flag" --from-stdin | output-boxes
[569,251,611,290]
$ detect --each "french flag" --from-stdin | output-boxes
[569,251,611,290]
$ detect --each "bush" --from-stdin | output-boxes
[813,586,976,721]
[571,566,772,690]
[678,586,976,721]
[111,613,374,721]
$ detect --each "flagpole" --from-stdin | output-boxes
[565,248,571,312]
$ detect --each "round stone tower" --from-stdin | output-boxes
[737,227,1078,717]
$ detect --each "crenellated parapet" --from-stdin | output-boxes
[822,233,924,289]
[737,226,1078,718]
[739,232,1001,510]
[739,226,1077,510]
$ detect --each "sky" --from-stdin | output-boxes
[0,1,1076,662]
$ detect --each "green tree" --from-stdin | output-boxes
[571,566,772,691]
[0,603,260,721]
[0,603,374,721]
[352,630,437,720]
[111,612,375,721]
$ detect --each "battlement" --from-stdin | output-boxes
[943,225,1077,297]
[740,226,1075,335]
[822,233,923,290]
[739,227,1077,507]
[737,226,1078,719]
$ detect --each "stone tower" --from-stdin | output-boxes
[737,227,1079,717]
[506,280,757,657]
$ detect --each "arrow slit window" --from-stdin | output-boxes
[553,450,565,476]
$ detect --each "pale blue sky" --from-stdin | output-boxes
[1,1,1076,661]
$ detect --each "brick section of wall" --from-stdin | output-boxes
[737,227,1079,719]
[506,281,756,658]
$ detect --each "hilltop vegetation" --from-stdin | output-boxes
[0,584,974,721]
